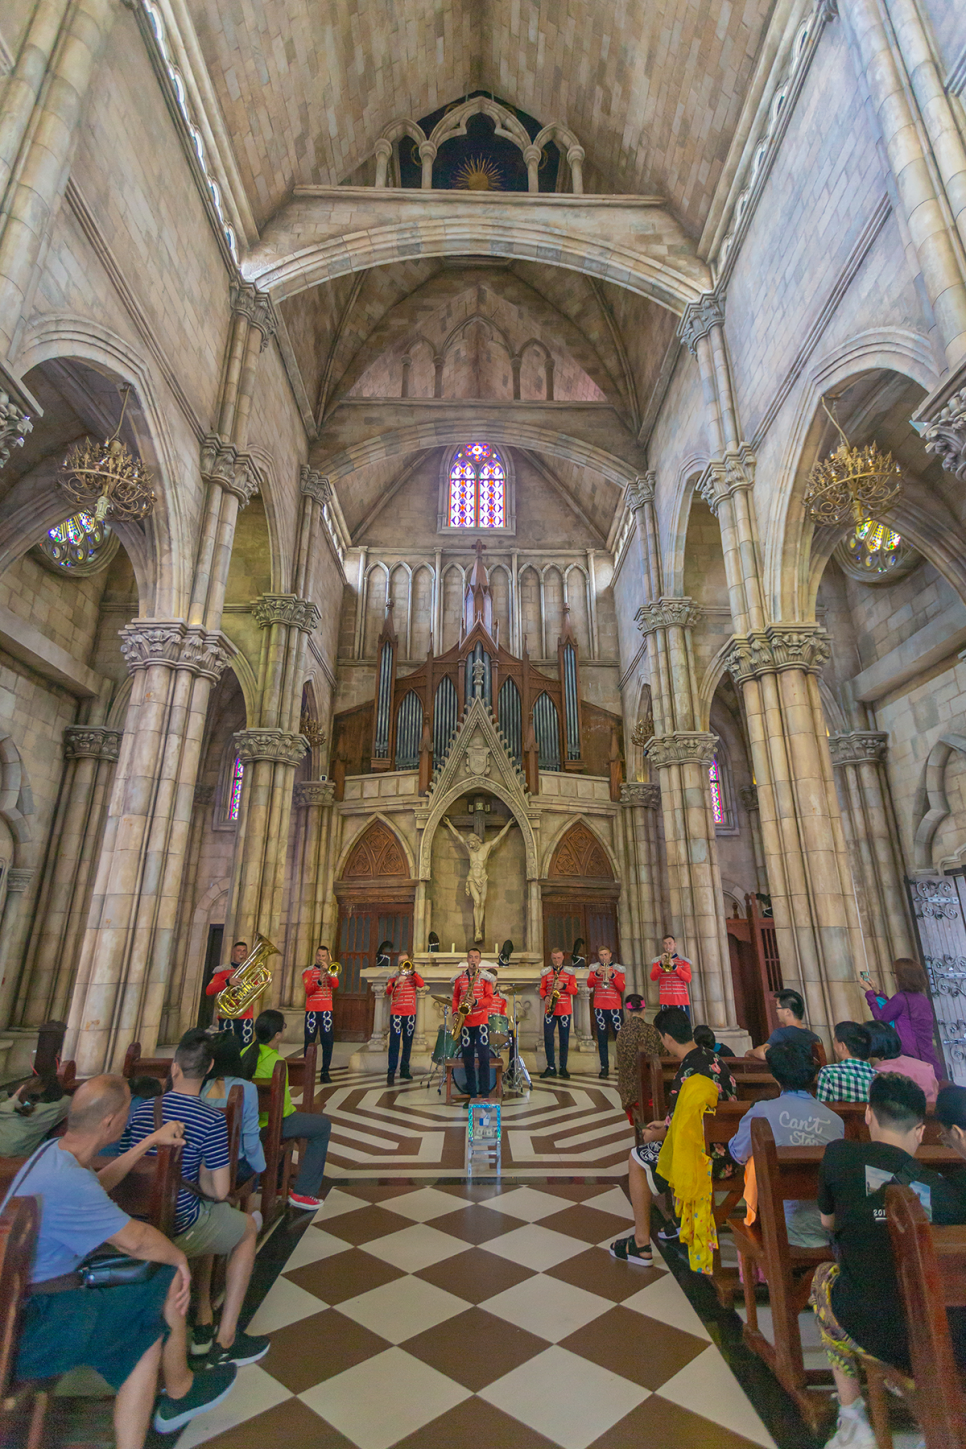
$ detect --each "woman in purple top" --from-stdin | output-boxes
[864,958,942,1076]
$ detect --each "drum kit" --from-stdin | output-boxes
[427,981,531,1096]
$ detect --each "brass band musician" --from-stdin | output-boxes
[587,946,626,1080]
[539,946,578,1080]
[303,944,339,1083]
[452,948,495,1103]
[385,958,425,1086]
[206,939,255,1047]
[649,934,693,1017]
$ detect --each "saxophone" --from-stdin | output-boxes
[545,967,563,1021]
[451,967,479,1037]
[216,935,280,1019]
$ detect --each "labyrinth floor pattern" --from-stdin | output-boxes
[314,1067,635,1178]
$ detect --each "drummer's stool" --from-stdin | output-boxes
[444,1059,503,1105]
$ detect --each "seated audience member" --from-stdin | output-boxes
[120,1029,268,1367]
[729,1042,844,1246]
[866,1019,939,1105]
[1,1075,235,1443]
[241,1009,332,1211]
[750,989,820,1060]
[0,1072,68,1156]
[615,994,663,1123]
[935,1084,966,1201]
[100,1076,165,1157]
[864,957,942,1076]
[693,1023,736,1058]
[200,1031,266,1180]
[610,1006,737,1266]
[810,1073,966,1449]
[816,1022,876,1104]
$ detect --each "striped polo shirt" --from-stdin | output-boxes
[120,1090,230,1234]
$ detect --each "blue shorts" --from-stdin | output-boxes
[17,1266,174,1388]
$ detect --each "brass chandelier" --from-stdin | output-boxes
[299,711,327,751]
[61,385,155,522]
[803,397,901,527]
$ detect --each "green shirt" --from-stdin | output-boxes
[253,1044,294,1124]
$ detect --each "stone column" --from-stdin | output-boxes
[414,983,430,1053]
[574,982,594,1052]
[0,0,118,361]
[161,782,213,1042]
[17,725,121,1027]
[738,783,768,895]
[619,781,663,992]
[226,728,308,959]
[367,980,389,1051]
[829,730,915,977]
[288,780,336,1004]
[0,869,35,1030]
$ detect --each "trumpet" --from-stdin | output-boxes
[323,960,341,977]
[398,959,415,976]
[659,951,675,973]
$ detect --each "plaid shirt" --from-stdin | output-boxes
[815,1057,876,1103]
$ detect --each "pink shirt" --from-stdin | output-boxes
[875,1055,939,1106]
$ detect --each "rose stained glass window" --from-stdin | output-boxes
[448,444,505,528]
[227,757,244,821]
[709,758,725,825]
[39,510,115,573]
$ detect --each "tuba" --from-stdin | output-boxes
[216,935,279,1019]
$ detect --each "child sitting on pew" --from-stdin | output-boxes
[810,1073,966,1449]
[815,1022,875,1104]
[728,1041,844,1246]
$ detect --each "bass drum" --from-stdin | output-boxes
[431,1026,460,1063]
[487,1013,510,1048]
[452,1047,502,1096]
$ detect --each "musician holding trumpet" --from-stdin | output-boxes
[303,945,340,1083]
[386,958,425,1086]
[588,946,626,1079]
[649,934,693,1018]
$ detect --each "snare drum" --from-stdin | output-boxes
[488,1013,510,1049]
[431,1026,460,1063]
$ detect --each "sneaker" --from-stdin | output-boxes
[539,1066,557,1078]
[559,1068,571,1079]
[207,1330,270,1368]
[190,1321,215,1357]
[609,1234,653,1265]
[251,1210,263,1233]
[288,1190,323,1211]
[153,1365,237,1433]
[824,1404,877,1448]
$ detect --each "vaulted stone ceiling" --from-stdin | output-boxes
[187,0,774,235]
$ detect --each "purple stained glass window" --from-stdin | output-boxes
[448,444,505,528]
[228,757,244,821]
[709,758,724,825]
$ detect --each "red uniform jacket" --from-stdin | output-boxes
[303,966,339,1012]
[206,966,254,1020]
[650,954,692,1006]
[385,970,424,1016]
[540,966,578,1016]
[489,991,508,1016]
[452,969,494,1028]
[588,967,625,1009]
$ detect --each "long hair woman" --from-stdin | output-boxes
[864,958,942,1076]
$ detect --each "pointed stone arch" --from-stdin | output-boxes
[547,819,615,883]
[340,818,412,882]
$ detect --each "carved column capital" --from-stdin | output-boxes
[625,472,656,512]
[119,621,235,681]
[726,624,831,684]
[620,781,661,808]
[294,780,336,807]
[299,463,332,506]
[738,783,759,811]
[920,387,966,481]
[252,593,321,633]
[5,867,34,893]
[229,280,279,348]
[0,390,33,469]
[697,443,756,514]
[201,434,260,506]
[234,728,308,767]
[647,731,718,769]
[64,726,122,762]
[635,596,701,635]
[677,290,725,354]
[828,731,889,766]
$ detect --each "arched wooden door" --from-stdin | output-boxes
[334,821,414,1040]
[542,822,620,961]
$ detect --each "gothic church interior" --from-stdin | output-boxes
[1,0,966,1445]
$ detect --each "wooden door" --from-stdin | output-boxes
[336,904,413,1041]
[542,900,619,961]
[906,876,966,1085]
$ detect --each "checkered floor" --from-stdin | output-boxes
[173,1181,777,1449]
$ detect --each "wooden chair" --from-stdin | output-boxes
[0,1195,48,1449]
[885,1184,966,1449]
[121,1042,171,1084]
[254,1060,294,1224]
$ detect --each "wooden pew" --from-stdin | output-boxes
[121,1042,171,1084]
[0,1196,47,1449]
[102,1140,184,1237]
[886,1184,966,1449]
[254,1060,294,1225]
[730,1120,961,1432]
[284,1043,318,1112]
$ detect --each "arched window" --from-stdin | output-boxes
[709,758,725,825]
[36,510,118,575]
[227,757,244,821]
[448,443,505,528]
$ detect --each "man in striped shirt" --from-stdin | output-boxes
[386,960,425,1085]
[120,1030,267,1368]
[816,1022,876,1103]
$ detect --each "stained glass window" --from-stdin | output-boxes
[448,444,505,528]
[38,510,114,572]
[709,758,725,825]
[227,757,244,821]
[844,519,903,575]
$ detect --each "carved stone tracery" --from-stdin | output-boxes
[343,820,409,878]
[549,821,613,879]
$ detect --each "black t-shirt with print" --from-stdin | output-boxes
[817,1139,966,1369]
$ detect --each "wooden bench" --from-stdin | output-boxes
[443,1058,504,1104]
[0,1195,46,1449]
[253,1060,294,1224]
[730,1120,962,1432]
[101,1140,184,1237]
[885,1184,966,1449]
[121,1042,171,1084]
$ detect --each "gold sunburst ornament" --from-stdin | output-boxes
[804,397,901,528]
[61,385,156,523]
[454,155,502,191]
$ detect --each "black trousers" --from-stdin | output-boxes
[460,1022,491,1097]
[388,1014,415,1074]
[543,1013,571,1069]
[218,1017,254,1048]
[304,1010,334,1071]
[594,1007,623,1070]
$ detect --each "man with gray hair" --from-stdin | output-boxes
[2,1074,236,1444]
